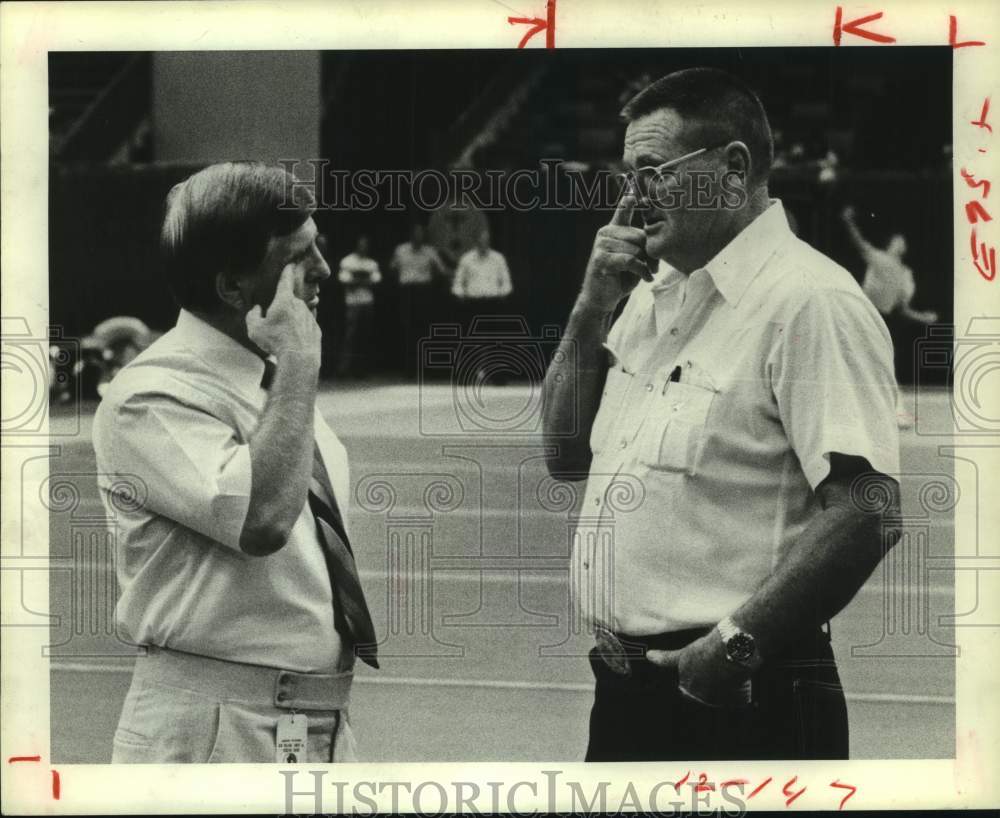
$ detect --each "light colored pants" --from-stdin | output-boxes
[112,646,358,763]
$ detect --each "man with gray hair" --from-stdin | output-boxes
[543,68,902,760]
[93,162,378,763]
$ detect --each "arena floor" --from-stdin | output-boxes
[46,381,957,762]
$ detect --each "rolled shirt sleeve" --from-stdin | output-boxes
[94,391,253,550]
[770,287,901,490]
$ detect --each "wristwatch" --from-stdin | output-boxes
[716,616,762,670]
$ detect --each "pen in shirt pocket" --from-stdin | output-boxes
[661,364,682,394]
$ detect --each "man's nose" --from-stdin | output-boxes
[310,256,332,282]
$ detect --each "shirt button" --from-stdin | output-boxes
[593,497,601,506]
[583,561,590,569]
[645,383,654,392]
[670,327,678,336]
[619,439,628,449]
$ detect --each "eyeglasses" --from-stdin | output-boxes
[618,142,732,199]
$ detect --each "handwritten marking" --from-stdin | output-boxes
[970,230,997,281]
[949,15,985,48]
[965,200,993,224]
[961,168,991,198]
[971,98,992,133]
[782,775,807,806]
[508,0,556,48]
[693,772,715,793]
[7,756,60,801]
[964,97,995,281]
[830,779,857,810]
[833,7,896,46]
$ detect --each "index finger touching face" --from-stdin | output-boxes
[610,192,637,227]
[273,263,298,299]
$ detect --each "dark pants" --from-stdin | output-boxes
[399,284,435,379]
[585,626,848,761]
[337,302,374,378]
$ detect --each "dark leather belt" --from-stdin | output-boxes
[593,623,834,679]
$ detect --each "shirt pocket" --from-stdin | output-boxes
[636,381,718,475]
[589,366,634,456]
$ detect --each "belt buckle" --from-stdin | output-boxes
[595,626,636,677]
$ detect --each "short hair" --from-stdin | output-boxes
[620,67,774,184]
[160,162,315,312]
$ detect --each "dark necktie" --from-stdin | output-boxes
[261,358,379,668]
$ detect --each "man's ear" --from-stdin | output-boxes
[215,270,248,311]
[724,141,751,184]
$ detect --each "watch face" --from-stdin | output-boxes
[727,632,755,663]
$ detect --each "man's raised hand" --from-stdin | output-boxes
[245,264,322,360]
[579,194,655,314]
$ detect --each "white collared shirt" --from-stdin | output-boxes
[393,242,444,286]
[451,248,513,299]
[92,309,349,672]
[574,200,900,636]
[339,253,381,306]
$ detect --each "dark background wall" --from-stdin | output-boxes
[49,47,953,381]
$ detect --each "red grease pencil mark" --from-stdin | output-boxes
[833,7,896,45]
[830,779,857,810]
[971,230,997,281]
[508,0,556,49]
[749,776,773,798]
[949,15,985,48]
[972,98,992,133]
[966,200,993,224]
[7,756,60,801]
[693,772,715,793]
[961,168,992,198]
[782,776,807,806]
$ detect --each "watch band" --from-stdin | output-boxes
[716,616,762,670]
[717,615,742,644]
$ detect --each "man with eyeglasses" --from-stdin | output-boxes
[542,68,901,760]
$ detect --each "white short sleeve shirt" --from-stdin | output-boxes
[574,200,900,636]
[451,249,513,299]
[92,309,350,672]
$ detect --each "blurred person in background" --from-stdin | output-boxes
[841,205,938,325]
[841,205,937,414]
[86,316,157,398]
[451,227,513,324]
[336,234,382,379]
[391,223,446,378]
[92,162,378,764]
